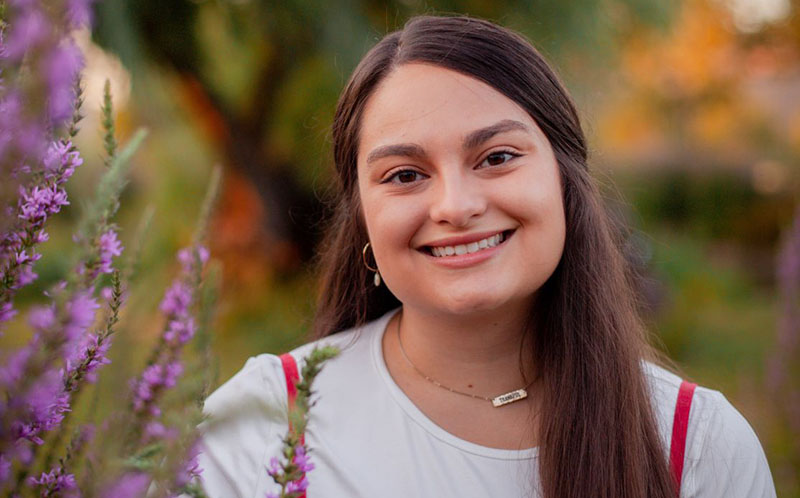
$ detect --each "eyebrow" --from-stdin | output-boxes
[365,119,531,166]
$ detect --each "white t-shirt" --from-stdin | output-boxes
[197,308,776,497]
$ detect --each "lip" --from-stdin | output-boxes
[419,229,511,249]
[418,229,515,269]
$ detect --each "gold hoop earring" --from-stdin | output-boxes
[362,242,381,287]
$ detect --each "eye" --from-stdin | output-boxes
[382,169,426,185]
[479,150,521,168]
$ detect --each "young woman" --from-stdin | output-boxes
[197,15,776,498]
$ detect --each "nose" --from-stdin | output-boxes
[428,168,487,227]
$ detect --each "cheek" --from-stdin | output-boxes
[499,167,564,224]
[500,169,566,260]
[358,189,426,270]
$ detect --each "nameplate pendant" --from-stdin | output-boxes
[491,388,528,407]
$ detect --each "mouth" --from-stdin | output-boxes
[420,229,515,258]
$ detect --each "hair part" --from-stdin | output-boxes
[314,14,675,498]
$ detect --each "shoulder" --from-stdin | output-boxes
[282,309,398,385]
[196,354,286,497]
[643,363,776,498]
[205,314,381,414]
[197,314,391,497]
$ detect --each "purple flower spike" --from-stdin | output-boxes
[96,229,123,275]
[144,421,178,441]
[30,468,77,496]
[0,345,34,389]
[293,445,315,473]
[173,441,203,489]
[64,291,99,344]
[286,476,309,494]
[164,361,184,389]
[15,370,70,445]
[164,317,196,345]
[267,457,282,477]
[28,303,56,332]
[0,454,10,483]
[3,7,49,60]
[100,285,114,301]
[101,472,151,498]
[43,140,82,183]
[131,361,184,416]
[67,333,112,385]
[15,264,38,288]
[66,0,95,28]
[45,41,83,124]
[177,246,209,272]
[0,301,16,327]
[19,184,70,223]
[159,281,192,317]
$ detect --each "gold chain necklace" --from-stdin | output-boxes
[395,312,534,408]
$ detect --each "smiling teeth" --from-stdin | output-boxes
[430,233,504,257]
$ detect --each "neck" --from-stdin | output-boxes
[392,304,535,394]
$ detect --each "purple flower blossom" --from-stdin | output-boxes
[43,140,82,183]
[96,229,123,275]
[100,285,114,301]
[0,159,79,312]
[1,139,81,294]
[266,445,314,497]
[64,333,112,386]
[66,0,95,27]
[14,370,70,445]
[64,291,99,341]
[173,441,203,489]
[177,246,209,272]
[0,301,19,325]
[286,476,309,494]
[125,244,209,455]
[101,472,150,498]
[28,303,56,332]
[164,317,196,345]
[0,91,47,163]
[144,421,178,441]
[0,93,23,131]
[0,453,10,482]
[15,264,38,288]
[131,361,184,416]
[18,184,70,223]
[30,468,78,496]
[159,281,192,317]
[0,290,98,464]
[0,344,34,389]
[292,445,314,473]
[267,457,281,477]
[45,41,83,124]
[3,6,49,61]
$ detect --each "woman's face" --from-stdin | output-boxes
[356,63,566,318]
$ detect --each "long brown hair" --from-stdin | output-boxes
[313,15,675,498]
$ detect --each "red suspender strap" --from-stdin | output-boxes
[279,353,307,497]
[280,353,300,411]
[279,353,304,446]
[669,380,697,496]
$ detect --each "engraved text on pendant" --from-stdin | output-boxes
[492,388,528,407]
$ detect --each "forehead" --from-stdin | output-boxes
[358,63,540,159]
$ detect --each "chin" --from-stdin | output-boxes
[436,293,509,317]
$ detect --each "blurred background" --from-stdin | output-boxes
[7,0,800,494]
